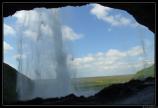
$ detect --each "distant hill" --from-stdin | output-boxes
[3,63,33,104]
[74,65,155,90]
[74,74,134,91]
[134,65,155,80]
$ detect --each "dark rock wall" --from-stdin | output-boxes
[3,3,155,33]
[3,63,18,104]
[3,63,33,104]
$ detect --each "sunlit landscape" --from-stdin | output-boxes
[3,3,155,105]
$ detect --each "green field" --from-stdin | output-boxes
[74,74,134,90]
[74,65,155,90]
[134,65,155,79]
[3,62,155,102]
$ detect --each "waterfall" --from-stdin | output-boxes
[16,8,72,100]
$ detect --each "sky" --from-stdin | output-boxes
[3,3,155,79]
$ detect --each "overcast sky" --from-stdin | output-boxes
[3,3,155,78]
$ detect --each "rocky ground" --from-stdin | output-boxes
[9,77,155,105]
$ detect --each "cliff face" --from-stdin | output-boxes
[3,63,33,104]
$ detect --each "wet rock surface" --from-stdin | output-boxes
[10,77,155,105]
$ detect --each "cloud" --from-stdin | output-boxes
[90,4,111,19]
[23,30,38,41]
[13,10,40,28]
[13,9,83,42]
[13,53,26,60]
[127,46,144,56]
[13,9,52,40]
[62,25,83,41]
[13,10,45,41]
[41,24,54,37]
[69,45,154,76]
[3,41,13,53]
[90,4,135,27]
[3,23,15,36]
[105,49,126,58]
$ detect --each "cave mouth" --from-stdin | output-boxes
[3,3,155,104]
[3,2,155,33]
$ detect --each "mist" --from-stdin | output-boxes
[15,8,74,100]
